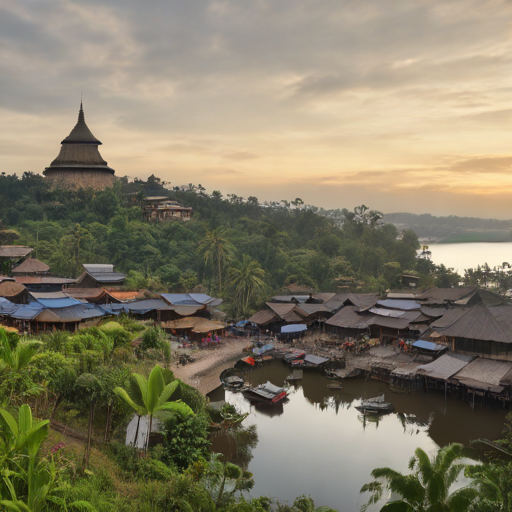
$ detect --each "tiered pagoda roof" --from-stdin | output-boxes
[44,103,115,176]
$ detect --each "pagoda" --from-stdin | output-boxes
[43,103,116,190]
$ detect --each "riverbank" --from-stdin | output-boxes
[172,337,287,395]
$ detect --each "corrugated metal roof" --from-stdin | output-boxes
[83,264,114,273]
[10,303,45,320]
[377,299,421,310]
[35,304,105,322]
[161,293,217,306]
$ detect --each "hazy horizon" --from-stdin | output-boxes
[2,1,512,219]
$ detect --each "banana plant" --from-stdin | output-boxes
[0,405,55,512]
[114,364,194,452]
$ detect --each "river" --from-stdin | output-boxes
[208,361,509,511]
[427,242,512,275]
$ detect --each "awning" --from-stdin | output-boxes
[281,324,307,334]
[413,340,447,352]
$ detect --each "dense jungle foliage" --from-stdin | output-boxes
[0,172,460,317]
[0,322,339,511]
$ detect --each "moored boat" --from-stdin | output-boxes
[242,381,289,404]
[355,394,394,414]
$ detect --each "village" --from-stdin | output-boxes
[1,242,512,410]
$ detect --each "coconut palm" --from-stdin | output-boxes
[114,365,194,452]
[360,443,477,511]
[197,227,235,293]
[227,255,266,317]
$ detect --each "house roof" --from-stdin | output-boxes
[296,303,331,315]
[436,305,512,343]
[35,303,106,323]
[161,293,221,307]
[249,310,279,325]
[0,246,33,258]
[325,305,372,329]
[12,258,50,274]
[417,353,474,380]
[452,357,512,392]
[418,287,477,305]
[0,298,19,315]
[81,264,126,284]
[265,302,308,323]
[65,288,109,301]
[377,299,421,310]
[0,281,26,298]
[13,276,75,285]
[347,293,380,310]
[161,316,225,333]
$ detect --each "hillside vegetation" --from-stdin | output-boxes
[0,172,459,316]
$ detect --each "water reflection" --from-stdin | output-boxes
[209,360,509,510]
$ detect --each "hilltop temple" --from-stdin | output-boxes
[43,103,116,190]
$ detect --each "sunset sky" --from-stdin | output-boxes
[2,0,512,218]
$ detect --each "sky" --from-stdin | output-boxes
[2,0,512,218]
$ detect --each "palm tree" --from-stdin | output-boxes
[360,443,477,511]
[0,331,43,404]
[197,227,235,293]
[114,365,194,452]
[466,462,512,512]
[227,255,265,318]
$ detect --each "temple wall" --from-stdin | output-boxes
[44,170,116,191]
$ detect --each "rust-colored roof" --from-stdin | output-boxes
[106,290,144,301]
[0,281,26,297]
[12,258,50,274]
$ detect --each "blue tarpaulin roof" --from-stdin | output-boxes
[100,299,172,315]
[413,339,447,352]
[0,298,19,315]
[36,297,83,308]
[377,299,421,310]
[10,303,45,320]
[281,324,307,334]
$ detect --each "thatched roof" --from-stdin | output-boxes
[296,303,330,316]
[45,104,115,175]
[161,316,226,333]
[452,357,512,392]
[417,353,474,380]
[266,302,308,322]
[347,293,380,311]
[62,103,101,144]
[325,306,372,329]
[436,305,512,343]
[249,310,279,325]
[0,281,26,298]
[12,258,50,274]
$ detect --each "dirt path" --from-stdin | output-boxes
[171,337,251,395]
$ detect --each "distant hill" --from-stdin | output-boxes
[383,212,512,243]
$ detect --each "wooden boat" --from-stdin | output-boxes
[242,381,288,404]
[219,368,244,389]
[286,369,303,381]
[355,394,394,414]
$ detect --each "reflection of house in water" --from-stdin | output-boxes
[143,196,192,222]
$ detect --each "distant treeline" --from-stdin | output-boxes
[382,212,512,240]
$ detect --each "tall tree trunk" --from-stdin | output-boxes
[104,403,112,443]
[133,415,141,448]
[146,415,153,453]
